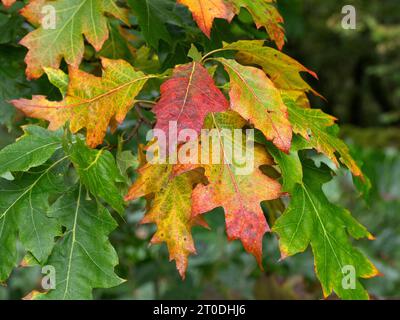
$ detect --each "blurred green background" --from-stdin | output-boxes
[0,0,399,300]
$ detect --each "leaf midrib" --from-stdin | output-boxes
[63,183,82,300]
[0,156,68,240]
[302,183,343,273]
[0,142,60,174]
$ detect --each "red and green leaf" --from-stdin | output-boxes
[153,62,229,149]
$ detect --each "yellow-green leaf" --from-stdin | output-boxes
[19,0,128,79]
[12,58,153,148]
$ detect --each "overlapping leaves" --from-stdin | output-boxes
[12,58,153,148]
[215,57,292,152]
[121,42,376,299]
[0,1,379,300]
[178,0,284,49]
[271,156,377,299]
[180,112,282,266]
[0,127,125,299]
[152,61,229,150]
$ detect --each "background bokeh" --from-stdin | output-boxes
[0,0,399,299]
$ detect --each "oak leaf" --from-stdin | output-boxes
[0,158,67,281]
[19,0,128,79]
[0,126,62,176]
[12,58,152,148]
[69,138,126,214]
[216,58,292,153]
[153,62,229,151]
[36,186,124,299]
[266,135,304,193]
[177,0,234,38]
[224,40,321,104]
[125,160,206,278]
[176,112,282,266]
[125,162,173,201]
[230,0,285,50]
[286,98,363,177]
[178,0,285,49]
[142,171,204,278]
[273,161,378,299]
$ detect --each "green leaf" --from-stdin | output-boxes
[230,0,285,50]
[266,136,304,192]
[20,0,128,79]
[0,187,18,282]
[36,185,124,299]
[127,0,173,48]
[116,149,138,186]
[0,2,25,44]
[44,67,69,97]
[0,157,68,281]
[97,20,135,62]
[285,98,363,178]
[69,138,125,214]
[188,44,202,62]
[0,126,62,176]
[0,46,28,129]
[273,161,378,299]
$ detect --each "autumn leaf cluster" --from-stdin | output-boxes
[0,0,378,300]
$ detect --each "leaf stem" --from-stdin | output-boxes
[135,106,154,127]
[201,48,233,63]
[135,100,157,106]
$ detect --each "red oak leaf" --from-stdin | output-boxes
[152,62,229,153]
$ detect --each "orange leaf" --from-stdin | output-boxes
[177,0,234,38]
[1,0,16,7]
[12,58,152,148]
[230,0,285,50]
[178,0,285,49]
[177,112,282,267]
[125,160,206,278]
